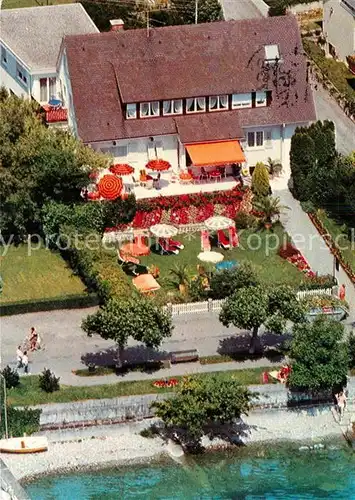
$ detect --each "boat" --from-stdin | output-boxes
[0,436,48,454]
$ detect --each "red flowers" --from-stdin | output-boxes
[278,243,313,276]
[153,378,178,388]
[98,175,123,200]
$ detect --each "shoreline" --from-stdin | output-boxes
[2,406,351,484]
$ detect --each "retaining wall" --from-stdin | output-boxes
[0,459,29,500]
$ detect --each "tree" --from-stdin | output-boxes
[172,0,222,24]
[251,162,270,198]
[288,317,349,393]
[151,376,252,446]
[348,331,355,369]
[290,132,316,200]
[219,285,305,353]
[209,262,259,299]
[82,297,173,366]
[266,157,283,177]
[168,264,190,295]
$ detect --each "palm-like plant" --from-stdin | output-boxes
[253,196,289,226]
[168,264,190,295]
[266,158,283,177]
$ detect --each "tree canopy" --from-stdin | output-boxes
[81,297,173,365]
[209,262,259,299]
[288,317,349,393]
[151,376,252,444]
[219,285,305,353]
[0,90,107,240]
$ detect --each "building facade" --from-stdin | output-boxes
[58,16,316,186]
[323,0,355,62]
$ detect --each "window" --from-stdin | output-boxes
[232,93,252,109]
[162,99,183,115]
[209,95,228,111]
[186,97,205,113]
[247,131,264,148]
[140,101,160,117]
[40,78,47,102]
[49,77,56,99]
[264,44,280,63]
[16,63,27,85]
[255,91,267,107]
[1,46,7,65]
[126,103,137,119]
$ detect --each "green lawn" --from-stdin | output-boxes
[0,244,85,303]
[139,224,304,291]
[2,0,71,8]
[317,212,355,273]
[7,366,276,406]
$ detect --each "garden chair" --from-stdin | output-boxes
[158,238,179,255]
[217,230,230,250]
[200,167,209,182]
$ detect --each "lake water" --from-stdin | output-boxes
[26,443,355,499]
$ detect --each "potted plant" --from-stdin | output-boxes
[253,196,289,229]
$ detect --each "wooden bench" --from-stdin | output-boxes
[170,349,199,364]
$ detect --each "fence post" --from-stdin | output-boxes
[332,285,339,297]
[167,302,173,315]
[208,298,213,312]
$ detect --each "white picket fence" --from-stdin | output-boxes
[164,287,335,316]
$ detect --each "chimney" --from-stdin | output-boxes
[110,19,124,32]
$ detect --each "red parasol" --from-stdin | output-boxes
[146,159,171,171]
[98,174,123,200]
[109,164,134,176]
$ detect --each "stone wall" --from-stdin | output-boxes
[0,459,29,500]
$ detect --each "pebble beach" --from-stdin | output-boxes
[2,405,352,483]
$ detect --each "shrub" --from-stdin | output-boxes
[210,262,259,299]
[300,200,316,214]
[299,274,336,290]
[0,406,41,438]
[39,368,60,393]
[234,211,257,229]
[0,365,20,389]
[348,332,355,369]
[251,162,270,198]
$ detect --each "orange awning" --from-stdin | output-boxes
[185,141,245,167]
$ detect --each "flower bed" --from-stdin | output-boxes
[278,242,315,278]
[152,378,178,388]
[308,212,355,283]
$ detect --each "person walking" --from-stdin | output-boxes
[29,327,38,351]
[22,351,29,375]
[336,391,347,421]
[16,345,23,369]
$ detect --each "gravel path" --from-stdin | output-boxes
[3,406,352,482]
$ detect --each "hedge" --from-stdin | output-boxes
[1,406,41,438]
[0,293,99,317]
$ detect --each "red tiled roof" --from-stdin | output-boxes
[175,112,244,144]
[42,105,68,123]
[63,16,316,143]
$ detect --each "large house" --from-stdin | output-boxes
[323,0,355,63]
[58,15,315,195]
[0,4,98,124]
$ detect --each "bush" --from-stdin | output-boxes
[39,368,60,393]
[0,366,20,389]
[234,211,257,229]
[251,162,270,198]
[210,262,259,299]
[300,200,316,214]
[348,332,355,369]
[0,293,98,316]
[0,406,41,438]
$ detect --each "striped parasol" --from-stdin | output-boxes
[98,174,123,200]
[146,159,171,171]
[109,164,134,176]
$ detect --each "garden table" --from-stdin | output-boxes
[197,251,224,264]
[215,260,238,271]
[209,171,222,182]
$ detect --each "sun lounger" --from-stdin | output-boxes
[158,238,179,255]
[168,238,184,249]
[217,230,230,250]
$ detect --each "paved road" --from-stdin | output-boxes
[313,84,355,156]
[220,0,267,20]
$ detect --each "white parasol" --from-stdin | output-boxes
[204,216,235,231]
[197,251,224,264]
[150,224,178,238]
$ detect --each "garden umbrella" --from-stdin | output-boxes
[150,224,178,238]
[120,242,150,257]
[146,159,171,172]
[97,174,123,200]
[204,216,235,231]
[109,164,134,176]
[197,251,224,264]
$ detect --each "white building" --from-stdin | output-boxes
[323,0,355,62]
[58,16,316,197]
[0,4,98,124]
